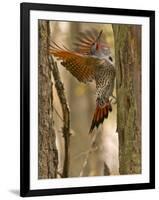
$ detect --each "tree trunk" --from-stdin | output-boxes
[113,25,141,174]
[38,20,58,178]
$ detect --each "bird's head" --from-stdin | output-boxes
[90,30,113,64]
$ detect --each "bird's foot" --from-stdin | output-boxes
[110,95,117,104]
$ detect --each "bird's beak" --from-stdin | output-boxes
[96,30,103,42]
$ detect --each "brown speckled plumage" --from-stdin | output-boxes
[49,29,115,133]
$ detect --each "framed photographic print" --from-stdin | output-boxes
[20,2,155,197]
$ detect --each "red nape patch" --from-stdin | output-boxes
[89,102,112,134]
[96,43,99,50]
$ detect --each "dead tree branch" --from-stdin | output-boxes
[79,133,98,177]
[53,105,64,122]
[48,56,70,178]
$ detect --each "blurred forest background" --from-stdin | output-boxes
[38,20,141,179]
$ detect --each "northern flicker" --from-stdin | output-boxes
[49,29,116,133]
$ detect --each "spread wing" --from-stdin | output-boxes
[49,42,99,83]
[73,29,105,55]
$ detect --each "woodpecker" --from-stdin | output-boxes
[49,29,116,133]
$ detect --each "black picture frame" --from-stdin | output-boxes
[20,2,155,197]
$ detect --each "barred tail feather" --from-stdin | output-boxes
[89,102,112,134]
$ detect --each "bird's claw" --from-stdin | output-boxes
[110,95,117,104]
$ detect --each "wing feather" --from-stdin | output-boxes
[49,44,99,83]
[73,29,105,55]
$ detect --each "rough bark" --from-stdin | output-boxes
[113,25,141,174]
[38,20,58,178]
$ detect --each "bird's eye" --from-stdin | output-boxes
[109,56,113,62]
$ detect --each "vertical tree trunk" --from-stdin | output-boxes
[38,20,58,178]
[113,25,141,174]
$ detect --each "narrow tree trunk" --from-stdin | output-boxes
[113,25,141,174]
[38,20,58,178]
